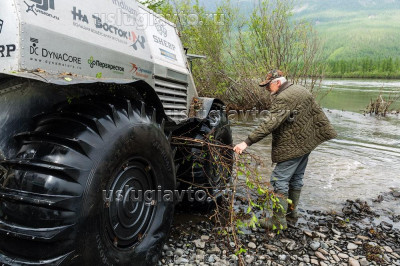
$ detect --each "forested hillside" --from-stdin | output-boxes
[198,0,400,78]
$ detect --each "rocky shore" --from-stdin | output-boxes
[159,191,400,265]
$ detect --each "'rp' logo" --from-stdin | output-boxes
[31,0,55,11]
[0,20,3,34]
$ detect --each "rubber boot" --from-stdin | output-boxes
[287,189,301,224]
[259,194,288,231]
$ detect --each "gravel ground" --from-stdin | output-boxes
[159,191,400,266]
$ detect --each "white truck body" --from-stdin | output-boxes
[0,0,197,120]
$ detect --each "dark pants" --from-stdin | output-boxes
[270,153,310,196]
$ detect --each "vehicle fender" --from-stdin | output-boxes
[0,74,170,160]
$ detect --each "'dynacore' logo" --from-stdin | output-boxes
[29,37,82,64]
[25,0,59,20]
[0,20,4,34]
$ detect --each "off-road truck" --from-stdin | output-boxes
[0,1,232,265]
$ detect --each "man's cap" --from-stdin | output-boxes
[259,69,284,87]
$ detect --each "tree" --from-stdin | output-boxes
[138,0,165,11]
[154,0,324,109]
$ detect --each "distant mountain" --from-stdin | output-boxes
[197,0,400,61]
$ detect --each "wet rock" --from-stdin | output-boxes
[248,242,257,249]
[319,226,329,233]
[304,230,313,237]
[201,235,209,241]
[196,249,205,255]
[281,238,296,251]
[175,257,189,264]
[347,243,358,250]
[384,246,393,253]
[174,248,185,256]
[343,206,352,215]
[348,257,360,266]
[287,241,296,251]
[380,221,393,231]
[332,254,340,262]
[318,248,329,256]
[392,191,400,198]
[265,244,279,252]
[332,228,342,236]
[315,251,327,260]
[321,242,329,250]
[359,258,369,266]
[310,241,320,251]
[207,246,221,255]
[193,239,205,249]
[245,255,254,264]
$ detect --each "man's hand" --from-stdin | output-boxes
[233,142,248,155]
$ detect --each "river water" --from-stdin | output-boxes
[231,79,400,217]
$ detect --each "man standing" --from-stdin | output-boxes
[233,70,337,230]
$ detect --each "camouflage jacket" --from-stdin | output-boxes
[244,82,337,163]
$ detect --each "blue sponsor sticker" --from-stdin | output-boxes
[160,48,177,61]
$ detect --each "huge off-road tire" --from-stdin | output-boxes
[0,97,175,265]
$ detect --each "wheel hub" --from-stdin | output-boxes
[106,159,156,249]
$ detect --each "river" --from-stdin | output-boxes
[231,79,400,219]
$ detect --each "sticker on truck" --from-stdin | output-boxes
[29,37,83,69]
[0,44,16,58]
[23,0,59,20]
